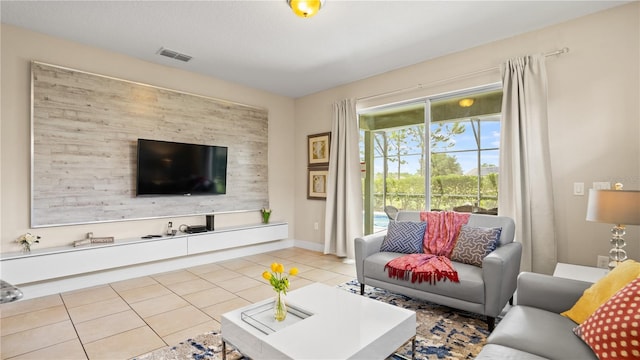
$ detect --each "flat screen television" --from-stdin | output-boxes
[136,139,228,196]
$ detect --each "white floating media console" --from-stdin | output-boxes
[1,222,289,299]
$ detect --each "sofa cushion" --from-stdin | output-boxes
[562,260,640,324]
[411,261,484,303]
[487,306,597,360]
[364,252,421,290]
[363,252,485,303]
[573,277,640,359]
[380,221,426,254]
[450,225,501,267]
[476,344,550,360]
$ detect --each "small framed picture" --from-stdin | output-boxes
[308,132,331,167]
[308,168,329,200]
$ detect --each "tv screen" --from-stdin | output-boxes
[136,139,228,196]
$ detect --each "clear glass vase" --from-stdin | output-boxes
[274,291,287,321]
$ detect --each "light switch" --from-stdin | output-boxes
[573,182,584,196]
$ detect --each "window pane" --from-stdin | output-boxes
[359,87,502,235]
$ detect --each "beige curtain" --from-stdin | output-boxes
[324,99,363,260]
[499,55,557,274]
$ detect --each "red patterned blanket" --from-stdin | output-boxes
[384,211,470,284]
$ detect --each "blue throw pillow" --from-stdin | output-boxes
[380,221,426,254]
[450,225,502,267]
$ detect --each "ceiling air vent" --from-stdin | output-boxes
[157,47,192,62]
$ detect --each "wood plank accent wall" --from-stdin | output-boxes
[31,62,268,227]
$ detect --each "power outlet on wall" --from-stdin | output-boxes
[597,255,609,269]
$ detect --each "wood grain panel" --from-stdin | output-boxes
[31,62,268,227]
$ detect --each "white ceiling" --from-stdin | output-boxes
[0,1,629,98]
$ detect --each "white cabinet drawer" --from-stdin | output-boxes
[188,223,288,255]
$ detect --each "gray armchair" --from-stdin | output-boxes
[355,211,521,330]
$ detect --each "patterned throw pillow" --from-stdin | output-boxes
[562,260,640,324]
[450,225,502,267]
[380,221,427,254]
[573,277,640,359]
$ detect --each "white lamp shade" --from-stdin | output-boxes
[586,189,640,225]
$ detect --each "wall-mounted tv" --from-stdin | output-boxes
[136,139,228,196]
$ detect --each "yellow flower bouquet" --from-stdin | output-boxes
[262,262,298,321]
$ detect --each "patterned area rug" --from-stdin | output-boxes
[136,280,493,360]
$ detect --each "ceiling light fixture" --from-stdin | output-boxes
[458,98,474,108]
[287,0,324,18]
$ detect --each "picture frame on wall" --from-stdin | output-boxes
[308,167,329,200]
[308,132,331,167]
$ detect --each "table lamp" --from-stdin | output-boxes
[586,184,640,269]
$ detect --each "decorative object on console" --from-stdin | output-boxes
[16,233,40,252]
[287,0,324,19]
[206,215,215,231]
[73,232,114,247]
[182,225,207,234]
[260,208,271,224]
[261,262,298,321]
[586,183,640,269]
[167,221,175,235]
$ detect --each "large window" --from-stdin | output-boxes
[360,87,502,234]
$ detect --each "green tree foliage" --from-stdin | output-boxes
[373,173,498,211]
[430,122,466,150]
[430,153,463,177]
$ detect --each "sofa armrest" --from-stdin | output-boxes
[354,232,386,283]
[482,241,522,317]
[516,272,592,313]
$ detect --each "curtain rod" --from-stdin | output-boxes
[357,47,569,102]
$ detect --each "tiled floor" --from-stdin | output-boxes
[0,248,356,360]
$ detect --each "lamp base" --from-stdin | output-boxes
[608,224,627,270]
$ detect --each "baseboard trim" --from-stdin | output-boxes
[293,239,324,252]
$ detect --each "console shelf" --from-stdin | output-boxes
[1,222,288,286]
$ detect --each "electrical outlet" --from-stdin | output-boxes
[593,182,611,190]
[597,255,609,269]
[314,222,319,230]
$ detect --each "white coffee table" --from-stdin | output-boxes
[221,282,416,359]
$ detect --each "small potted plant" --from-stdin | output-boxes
[261,208,272,224]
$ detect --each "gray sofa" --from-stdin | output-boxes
[477,272,597,359]
[354,211,521,330]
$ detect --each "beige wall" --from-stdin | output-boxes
[1,24,296,252]
[294,3,640,269]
